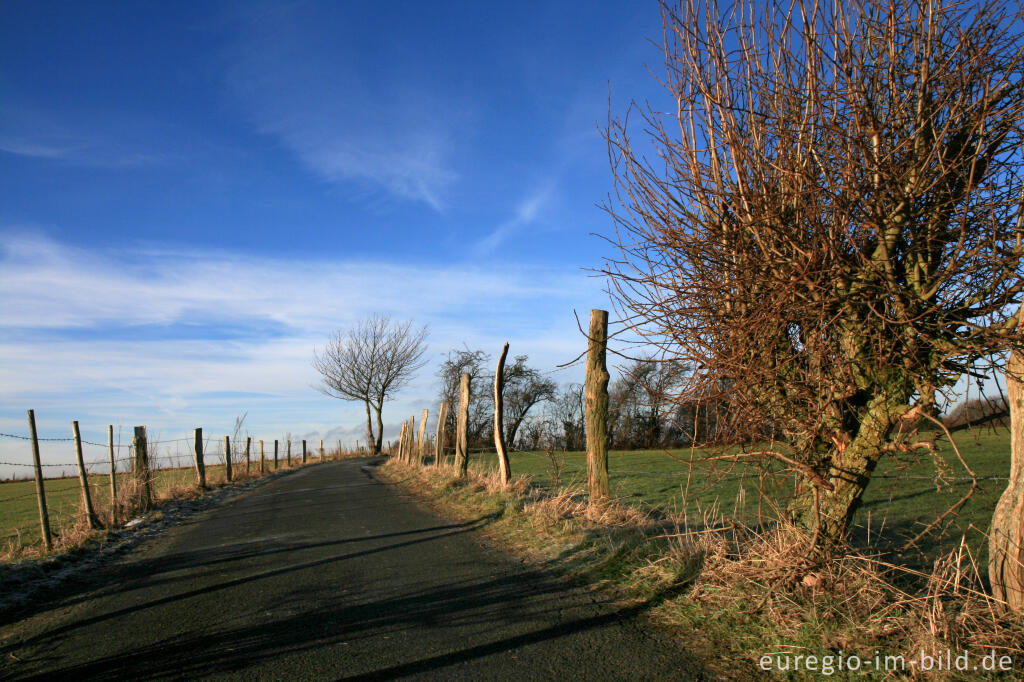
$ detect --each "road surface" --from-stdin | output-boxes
[1,459,704,680]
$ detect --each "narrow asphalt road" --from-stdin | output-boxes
[1,459,704,680]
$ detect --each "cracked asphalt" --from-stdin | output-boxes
[1,458,704,680]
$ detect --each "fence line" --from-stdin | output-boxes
[1,410,351,555]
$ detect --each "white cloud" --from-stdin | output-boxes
[0,232,607,474]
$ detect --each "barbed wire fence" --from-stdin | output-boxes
[1,411,360,555]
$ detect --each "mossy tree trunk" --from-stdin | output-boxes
[990,347,1024,612]
[788,392,913,548]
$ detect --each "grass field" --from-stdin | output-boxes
[463,425,1011,567]
[0,462,287,555]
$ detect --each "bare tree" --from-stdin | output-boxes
[437,347,493,449]
[502,355,557,448]
[313,314,429,453]
[551,383,586,451]
[605,0,1024,548]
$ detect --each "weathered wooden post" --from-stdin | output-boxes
[193,428,206,489]
[274,439,279,469]
[245,437,252,474]
[107,424,117,523]
[259,439,265,474]
[72,421,100,529]
[319,439,324,460]
[301,439,307,464]
[133,426,153,511]
[435,401,449,467]
[27,410,52,551]
[585,309,611,503]
[403,413,411,462]
[456,372,471,476]
[287,439,292,466]
[494,342,511,486]
[397,421,407,461]
[417,409,429,465]
[224,435,233,482]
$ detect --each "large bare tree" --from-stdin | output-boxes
[605,0,1024,549]
[501,355,557,448]
[313,315,429,453]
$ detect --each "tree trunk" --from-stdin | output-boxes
[494,342,511,486]
[585,310,610,503]
[364,401,375,455]
[788,394,908,548]
[990,347,1024,612]
[374,404,384,454]
[456,372,471,476]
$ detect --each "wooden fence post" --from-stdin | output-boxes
[193,427,206,489]
[260,439,265,474]
[435,401,449,467]
[245,436,252,474]
[107,424,117,524]
[585,309,611,503]
[493,342,511,486]
[72,421,100,529]
[396,421,406,461]
[302,439,307,464]
[133,426,152,511]
[224,435,233,482]
[274,440,279,469]
[403,413,411,462]
[417,409,428,466]
[320,439,324,460]
[456,372,471,476]
[27,410,52,551]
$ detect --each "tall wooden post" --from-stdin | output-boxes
[107,424,117,524]
[585,309,611,503]
[435,401,449,467]
[417,409,429,465]
[193,428,206,489]
[287,440,292,466]
[72,421,100,528]
[224,435,233,482]
[405,419,413,462]
[397,421,405,461]
[27,410,52,551]
[320,439,324,460]
[274,440,279,469]
[494,342,511,485]
[245,437,252,474]
[302,439,307,464]
[456,372,471,476]
[133,426,152,511]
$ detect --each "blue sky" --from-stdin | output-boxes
[0,1,670,474]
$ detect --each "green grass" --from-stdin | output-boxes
[464,425,1011,567]
[0,463,266,553]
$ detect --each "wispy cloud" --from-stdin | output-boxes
[476,182,557,255]
[223,3,462,211]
